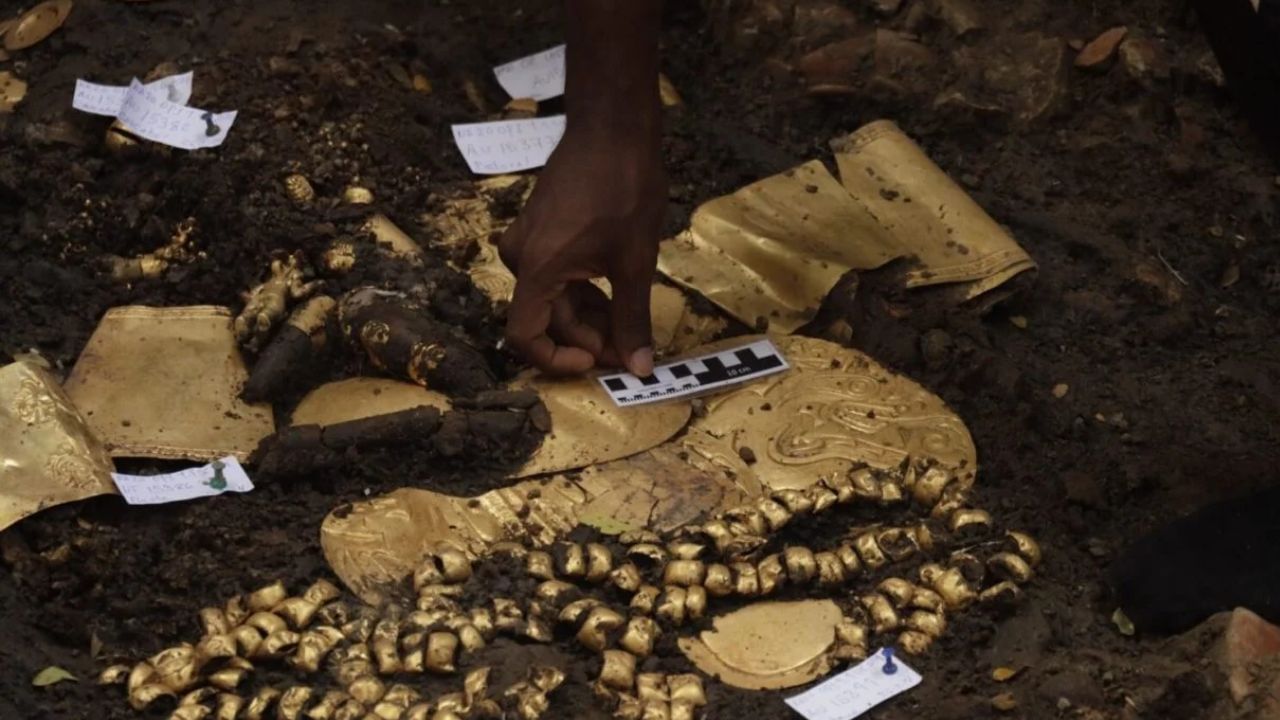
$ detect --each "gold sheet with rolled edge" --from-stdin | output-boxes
[657,119,1035,333]
[291,377,452,427]
[321,334,973,600]
[63,306,275,461]
[684,334,976,492]
[831,120,1036,298]
[658,159,902,334]
[0,361,116,532]
[321,445,757,604]
[678,600,843,690]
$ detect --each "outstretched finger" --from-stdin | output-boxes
[506,280,595,375]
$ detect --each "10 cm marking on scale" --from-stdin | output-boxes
[597,338,789,407]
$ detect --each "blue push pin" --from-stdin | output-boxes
[881,647,898,675]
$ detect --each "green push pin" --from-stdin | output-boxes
[206,460,228,490]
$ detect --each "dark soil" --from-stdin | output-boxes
[2,0,1279,719]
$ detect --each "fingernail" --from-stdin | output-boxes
[628,347,654,377]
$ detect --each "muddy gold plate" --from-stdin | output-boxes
[678,600,843,690]
[0,361,116,531]
[291,378,452,427]
[683,335,976,492]
[4,0,72,51]
[63,306,276,461]
[509,371,691,479]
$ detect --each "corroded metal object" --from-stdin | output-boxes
[0,361,116,531]
[63,306,275,461]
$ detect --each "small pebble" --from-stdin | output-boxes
[991,692,1018,712]
[1052,383,1069,399]
[1009,315,1028,329]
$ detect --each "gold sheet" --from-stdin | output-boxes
[322,335,973,599]
[63,306,276,461]
[831,120,1037,298]
[291,378,452,427]
[677,601,843,690]
[0,361,116,531]
[657,119,1035,333]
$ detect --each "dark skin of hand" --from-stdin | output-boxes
[499,0,665,377]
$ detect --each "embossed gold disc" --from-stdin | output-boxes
[684,334,976,491]
[291,377,451,427]
[0,361,116,532]
[4,0,73,51]
[510,371,691,479]
[678,600,843,690]
[63,306,275,461]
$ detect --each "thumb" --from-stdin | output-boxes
[609,271,655,377]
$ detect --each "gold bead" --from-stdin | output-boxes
[730,562,759,597]
[610,563,643,593]
[684,586,707,621]
[783,546,818,584]
[247,581,288,611]
[284,174,316,205]
[618,616,660,657]
[704,564,734,596]
[655,587,688,625]
[861,593,900,634]
[599,649,638,691]
[630,585,661,615]
[585,543,614,583]
[987,552,1034,584]
[757,554,786,595]
[577,606,626,653]
[425,632,459,673]
[854,532,888,570]
[815,552,845,586]
[662,560,706,588]
[1007,531,1042,567]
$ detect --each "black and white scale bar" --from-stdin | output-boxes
[598,338,789,407]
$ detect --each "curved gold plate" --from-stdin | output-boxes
[678,600,843,690]
[291,377,452,427]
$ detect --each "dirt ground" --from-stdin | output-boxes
[2,0,1279,718]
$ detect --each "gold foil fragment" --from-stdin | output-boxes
[4,0,72,51]
[0,71,27,113]
[830,120,1036,302]
[0,361,116,531]
[63,306,275,461]
[679,600,843,690]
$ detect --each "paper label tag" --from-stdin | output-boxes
[598,338,789,407]
[116,79,237,150]
[451,116,565,174]
[785,649,923,720]
[493,44,566,101]
[112,456,253,505]
[72,72,194,116]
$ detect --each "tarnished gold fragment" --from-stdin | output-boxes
[600,649,638,691]
[0,361,116,531]
[5,1,72,51]
[679,600,842,690]
[373,618,402,674]
[609,563,642,593]
[628,543,668,566]
[235,254,324,351]
[284,174,315,204]
[199,608,231,637]
[293,626,344,673]
[534,580,577,605]
[64,306,275,461]
[322,239,357,274]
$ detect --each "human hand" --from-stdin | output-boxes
[499,127,667,376]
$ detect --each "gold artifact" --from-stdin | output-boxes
[4,0,72,51]
[677,600,843,690]
[510,371,691,478]
[830,120,1036,302]
[283,174,315,205]
[503,97,538,119]
[103,217,201,282]
[658,73,683,107]
[0,360,115,531]
[291,378,452,428]
[343,186,374,205]
[0,71,27,113]
[363,214,425,261]
[684,334,976,491]
[657,120,1034,333]
[234,253,324,351]
[64,306,275,461]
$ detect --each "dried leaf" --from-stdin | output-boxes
[1111,607,1136,636]
[32,666,77,687]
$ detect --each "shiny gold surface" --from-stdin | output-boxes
[63,306,275,461]
[686,335,976,491]
[291,378,452,428]
[363,214,424,260]
[4,0,72,51]
[657,159,899,333]
[657,119,1034,333]
[510,371,691,478]
[0,361,116,532]
[0,71,27,113]
[677,600,842,690]
[830,120,1036,299]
